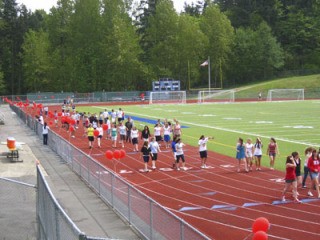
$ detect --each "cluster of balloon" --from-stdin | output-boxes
[252,217,270,240]
[105,149,126,160]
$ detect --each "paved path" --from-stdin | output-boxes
[0,104,140,240]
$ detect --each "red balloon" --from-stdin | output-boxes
[102,124,108,131]
[252,217,270,233]
[105,150,113,160]
[252,231,268,240]
[70,119,76,125]
[58,112,62,117]
[93,130,99,137]
[49,121,53,125]
[119,149,126,158]
[113,150,121,159]
[69,126,75,132]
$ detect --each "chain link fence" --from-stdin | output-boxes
[0,177,37,240]
[11,105,210,240]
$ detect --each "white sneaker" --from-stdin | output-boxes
[152,166,156,170]
[201,165,205,169]
[176,167,180,171]
[308,191,313,197]
[182,167,187,171]
[281,196,286,202]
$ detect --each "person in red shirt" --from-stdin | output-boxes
[266,137,279,170]
[281,155,301,203]
[307,148,320,198]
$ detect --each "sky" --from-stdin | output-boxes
[16,0,195,13]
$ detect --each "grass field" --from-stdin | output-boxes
[235,74,320,99]
[77,99,320,171]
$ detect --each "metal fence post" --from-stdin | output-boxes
[150,201,153,239]
[128,185,131,225]
[55,205,61,240]
[180,221,184,240]
[111,174,114,207]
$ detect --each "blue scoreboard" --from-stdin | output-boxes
[152,78,181,91]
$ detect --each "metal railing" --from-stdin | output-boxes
[11,105,210,240]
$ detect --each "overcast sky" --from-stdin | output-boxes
[16,0,195,13]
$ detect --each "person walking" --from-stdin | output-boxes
[163,122,171,149]
[141,141,152,172]
[149,137,161,170]
[175,138,186,171]
[281,155,301,203]
[266,137,279,170]
[96,124,103,148]
[111,123,117,148]
[236,138,248,173]
[118,121,126,148]
[125,117,133,143]
[307,148,320,198]
[87,124,94,149]
[131,126,139,152]
[141,125,151,142]
[302,147,313,196]
[198,135,213,169]
[245,138,254,171]
[253,137,263,171]
[42,122,49,145]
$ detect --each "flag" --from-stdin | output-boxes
[200,60,208,67]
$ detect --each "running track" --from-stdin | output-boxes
[35,105,320,240]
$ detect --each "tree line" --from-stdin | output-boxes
[0,0,319,95]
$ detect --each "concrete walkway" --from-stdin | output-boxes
[0,104,140,240]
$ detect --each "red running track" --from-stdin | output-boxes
[36,105,320,240]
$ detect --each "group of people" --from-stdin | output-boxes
[235,136,320,202]
[281,147,320,203]
[235,137,278,173]
[39,106,320,203]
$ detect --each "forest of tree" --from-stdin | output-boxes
[0,0,319,95]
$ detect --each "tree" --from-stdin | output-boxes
[0,70,6,94]
[46,0,74,91]
[68,0,103,92]
[229,22,284,84]
[200,5,234,88]
[145,0,179,78]
[22,30,51,92]
[176,14,208,89]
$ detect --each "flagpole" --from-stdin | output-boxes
[208,56,211,91]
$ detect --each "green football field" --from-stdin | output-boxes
[78,100,320,171]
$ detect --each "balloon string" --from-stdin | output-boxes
[243,232,253,240]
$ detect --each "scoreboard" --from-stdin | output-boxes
[152,78,181,91]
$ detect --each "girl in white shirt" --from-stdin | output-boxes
[253,137,263,171]
[118,122,126,148]
[131,126,139,152]
[245,138,254,171]
[96,124,103,148]
[175,138,186,171]
[42,122,49,145]
[154,124,162,146]
[163,123,171,148]
[198,135,213,169]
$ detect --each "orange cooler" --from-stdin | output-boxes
[7,137,16,149]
